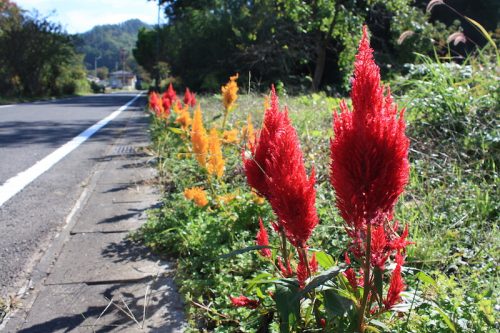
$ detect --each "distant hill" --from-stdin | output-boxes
[76,19,151,74]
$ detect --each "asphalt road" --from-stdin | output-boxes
[0,93,146,298]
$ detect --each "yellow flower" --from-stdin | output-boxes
[263,95,270,110]
[222,129,239,144]
[241,114,255,148]
[191,105,208,166]
[175,106,192,131]
[184,187,209,207]
[251,190,265,205]
[217,192,237,205]
[221,73,239,111]
[207,128,225,178]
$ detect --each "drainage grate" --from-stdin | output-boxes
[113,145,136,155]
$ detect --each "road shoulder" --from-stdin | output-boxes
[2,107,186,332]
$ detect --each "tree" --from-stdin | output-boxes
[0,9,88,97]
[136,0,445,92]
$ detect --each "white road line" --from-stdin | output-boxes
[0,92,143,207]
[0,105,14,109]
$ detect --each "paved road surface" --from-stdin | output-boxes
[0,93,146,298]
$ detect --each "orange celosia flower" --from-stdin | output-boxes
[221,73,239,111]
[173,100,183,115]
[222,129,239,144]
[184,187,209,207]
[191,105,208,166]
[175,106,192,131]
[207,128,225,178]
[241,114,255,148]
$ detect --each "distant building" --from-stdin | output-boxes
[109,71,137,90]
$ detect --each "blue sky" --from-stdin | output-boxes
[14,0,162,33]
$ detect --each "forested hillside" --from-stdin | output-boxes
[76,19,150,75]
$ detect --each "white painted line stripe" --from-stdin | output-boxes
[0,92,143,207]
[0,105,14,109]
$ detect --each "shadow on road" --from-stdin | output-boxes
[0,110,149,148]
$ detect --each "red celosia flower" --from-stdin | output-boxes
[309,252,318,273]
[383,254,405,309]
[243,87,318,248]
[330,26,409,230]
[161,93,172,116]
[296,261,308,288]
[277,257,294,277]
[344,253,359,289]
[184,88,196,107]
[256,218,272,258]
[229,295,260,309]
[160,83,178,115]
[370,225,391,270]
[388,223,412,252]
[243,87,283,199]
[166,83,177,103]
[297,250,309,288]
[148,91,163,116]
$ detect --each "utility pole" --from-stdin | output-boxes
[120,48,127,88]
[94,55,101,79]
[155,0,161,90]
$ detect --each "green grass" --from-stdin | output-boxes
[134,53,499,332]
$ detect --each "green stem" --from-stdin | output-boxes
[280,230,289,273]
[299,247,312,280]
[221,109,229,130]
[358,222,372,333]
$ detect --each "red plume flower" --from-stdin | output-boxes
[229,295,260,309]
[243,87,318,248]
[160,93,172,117]
[309,252,318,273]
[243,87,283,199]
[166,83,177,103]
[330,27,411,318]
[330,26,409,231]
[256,218,272,258]
[184,88,196,107]
[277,257,294,277]
[148,91,161,112]
[383,254,405,309]
[296,253,309,288]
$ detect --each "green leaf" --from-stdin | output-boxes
[275,283,300,333]
[369,319,390,331]
[323,289,354,316]
[246,272,276,291]
[434,305,457,333]
[464,16,499,55]
[216,245,273,260]
[313,250,336,269]
[168,127,184,134]
[416,271,436,286]
[295,264,347,300]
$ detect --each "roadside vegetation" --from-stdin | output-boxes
[0,1,89,102]
[133,20,499,331]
